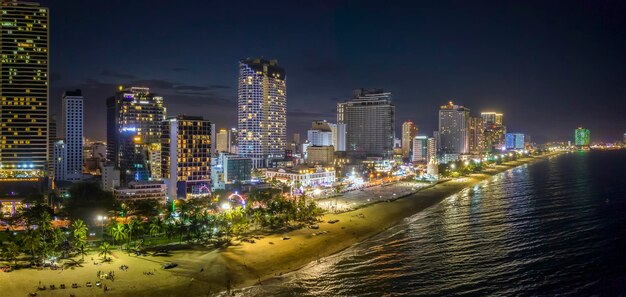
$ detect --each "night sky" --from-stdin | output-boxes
[44,0,626,143]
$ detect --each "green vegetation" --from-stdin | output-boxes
[0,187,324,269]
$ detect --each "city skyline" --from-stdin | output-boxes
[42,0,626,143]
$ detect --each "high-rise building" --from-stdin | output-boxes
[237,58,287,168]
[505,133,525,150]
[59,90,83,181]
[411,136,428,163]
[481,112,506,152]
[161,115,212,199]
[106,87,166,184]
[293,133,300,145]
[0,1,48,178]
[216,128,229,153]
[228,128,238,153]
[402,121,418,159]
[468,117,485,154]
[480,112,503,126]
[438,102,470,154]
[427,137,436,163]
[337,89,395,158]
[53,141,66,182]
[574,128,590,147]
[333,122,346,151]
[47,115,57,179]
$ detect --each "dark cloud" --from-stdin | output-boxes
[171,67,188,72]
[208,84,230,90]
[100,70,136,79]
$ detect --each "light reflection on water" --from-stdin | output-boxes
[229,151,626,296]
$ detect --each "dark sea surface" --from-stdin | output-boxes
[234,150,626,296]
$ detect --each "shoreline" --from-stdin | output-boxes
[2,153,562,297]
[215,152,563,293]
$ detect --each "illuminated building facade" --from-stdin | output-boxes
[264,165,335,188]
[505,133,525,150]
[438,102,470,154]
[59,90,83,181]
[411,135,428,163]
[106,87,166,184]
[162,115,212,200]
[215,128,238,154]
[468,117,485,154]
[0,1,48,179]
[402,120,418,159]
[237,58,287,168]
[481,112,506,152]
[574,128,590,147]
[338,89,395,158]
[47,114,56,179]
[210,152,252,190]
[306,145,334,165]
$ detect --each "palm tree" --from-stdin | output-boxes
[98,242,112,262]
[126,219,142,248]
[149,219,162,244]
[1,241,21,267]
[21,228,40,264]
[109,223,127,250]
[74,236,88,261]
[71,219,88,238]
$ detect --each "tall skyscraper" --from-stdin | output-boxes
[333,122,346,151]
[338,89,395,158]
[47,114,56,179]
[426,137,436,163]
[468,117,485,154]
[0,1,48,178]
[438,102,470,154]
[237,58,287,168]
[402,120,418,159]
[574,128,590,147]
[59,90,83,181]
[411,135,428,163]
[481,112,506,152]
[161,115,212,199]
[106,87,166,184]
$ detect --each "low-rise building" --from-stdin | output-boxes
[211,152,253,190]
[114,181,167,202]
[265,165,335,188]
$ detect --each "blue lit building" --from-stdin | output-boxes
[505,133,525,150]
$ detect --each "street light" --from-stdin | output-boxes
[97,215,107,241]
[221,203,231,211]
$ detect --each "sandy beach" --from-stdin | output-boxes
[1,153,562,297]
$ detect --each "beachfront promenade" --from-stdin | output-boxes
[1,154,562,297]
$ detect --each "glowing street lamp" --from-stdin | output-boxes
[97,215,107,240]
[221,203,231,211]
[450,164,456,169]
